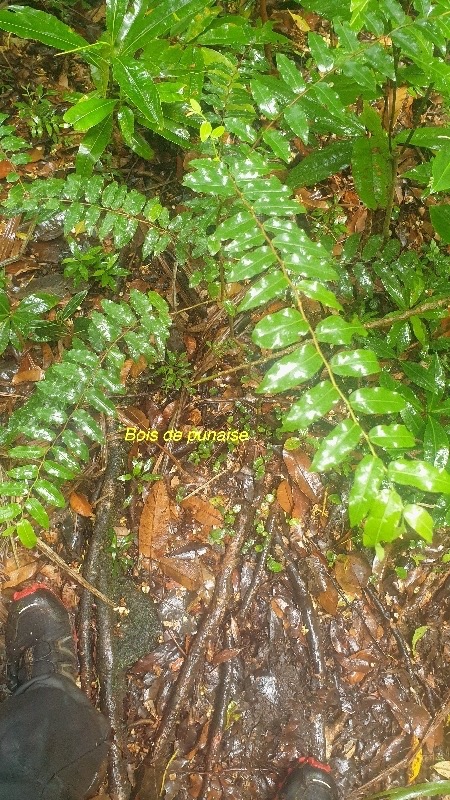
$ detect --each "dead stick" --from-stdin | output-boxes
[36,538,115,607]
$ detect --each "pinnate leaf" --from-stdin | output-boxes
[311,419,362,472]
[252,309,309,349]
[281,380,340,431]
[349,455,385,526]
[388,459,450,493]
[403,504,433,543]
[368,424,415,449]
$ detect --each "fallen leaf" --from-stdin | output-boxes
[139,480,171,558]
[12,367,44,384]
[334,553,371,598]
[117,406,149,430]
[0,160,14,179]
[158,555,214,592]
[2,554,40,590]
[408,736,422,783]
[69,491,94,518]
[276,480,293,514]
[432,762,450,779]
[181,496,223,535]
[211,648,241,665]
[283,450,324,502]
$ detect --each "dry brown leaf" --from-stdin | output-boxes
[317,584,338,615]
[0,160,14,179]
[283,450,323,502]
[158,555,214,592]
[2,554,40,590]
[12,367,44,384]
[181,496,223,535]
[69,491,94,518]
[139,480,171,558]
[211,647,241,665]
[276,479,293,514]
[334,554,371,598]
[291,486,311,520]
[117,406,149,430]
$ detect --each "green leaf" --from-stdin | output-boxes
[430,143,450,193]
[368,424,415,449]
[43,460,76,480]
[262,128,291,163]
[330,349,380,376]
[424,418,449,469]
[106,0,127,41]
[349,388,407,415]
[238,272,289,312]
[184,160,235,197]
[75,114,113,177]
[311,419,362,472]
[113,58,163,128]
[297,280,343,310]
[8,445,47,459]
[61,430,90,461]
[71,410,104,443]
[366,782,450,800]
[252,308,309,349]
[25,497,50,529]
[283,104,309,145]
[0,319,10,356]
[287,141,352,188]
[34,479,66,507]
[7,464,39,480]
[363,488,404,547]
[429,205,450,243]
[0,482,28,497]
[85,387,117,415]
[403,505,433,543]
[281,380,340,431]
[0,503,22,523]
[16,519,37,549]
[64,96,117,132]
[257,343,322,394]
[349,455,385,526]
[388,459,450,493]
[351,136,390,209]
[226,247,277,282]
[0,6,91,53]
[402,357,445,394]
[117,106,155,160]
[276,54,306,93]
[315,315,367,345]
[308,32,334,71]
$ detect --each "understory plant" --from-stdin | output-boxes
[0,0,450,554]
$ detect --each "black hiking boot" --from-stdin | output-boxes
[276,757,339,800]
[5,584,78,691]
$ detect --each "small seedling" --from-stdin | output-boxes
[16,85,62,141]
[62,243,127,290]
[155,351,193,392]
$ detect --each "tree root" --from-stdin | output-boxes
[275,526,327,761]
[78,418,130,800]
[237,513,275,621]
[198,626,235,800]
[134,501,259,800]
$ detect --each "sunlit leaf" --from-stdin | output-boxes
[311,419,362,472]
[281,380,340,431]
[257,343,322,394]
[388,459,450,493]
[349,455,385,526]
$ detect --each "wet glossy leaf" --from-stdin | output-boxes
[368,424,415,449]
[75,115,113,177]
[429,205,450,243]
[69,492,94,518]
[184,160,234,197]
[71,410,104,443]
[25,497,50,529]
[262,128,291,162]
[311,419,362,472]
[238,271,289,312]
[252,308,309,349]
[113,58,163,127]
[283,104,309,144]
[352,136,390,209]
[430,143,450,193]
[0,6,91,53]
[388,459,450,493]
[7,464,39,480]
[64,96,116,132]
[297,280,343,310]
[43,460,76,480]
[257,343,322,394]
[349,387,407,414]
[16,519,37,549]
[349,455,385,526]
[363,488,404,547]
[0,503,21,523]
[423,418,449,469]
[403,504,433,543]
[277,54,306,93]
[226,247,277,281]
[62,430,90,461]
[315,315,367,345]
[367,780,450,799]
[117,106,155,160]
[330,349,380,376]
[106,0,127,41]
[34,479,66,507]
[281,381,340,431]
[0,482,28,497]
[287,141,352,188]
